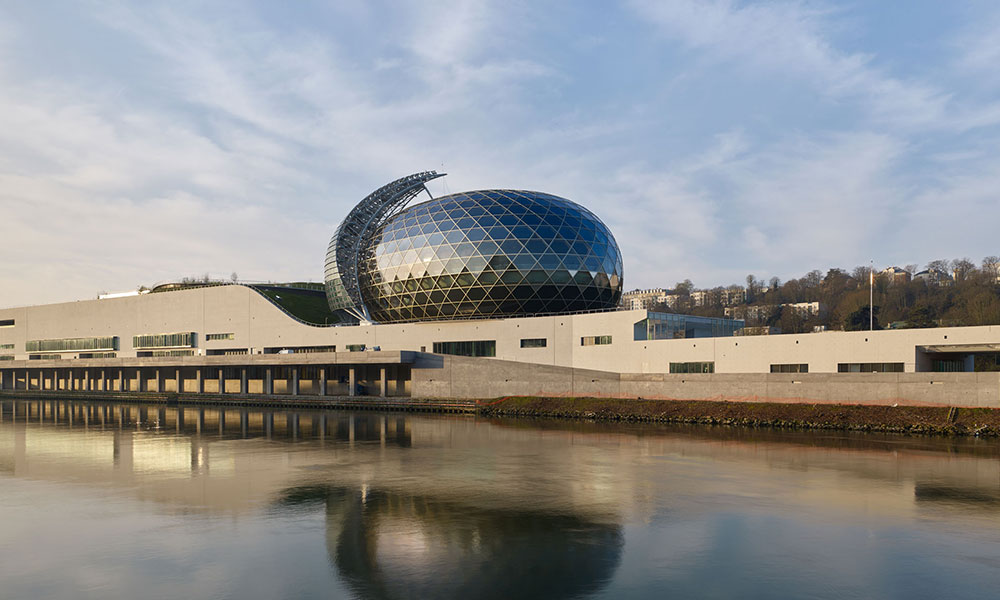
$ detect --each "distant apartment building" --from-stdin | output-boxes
[881,266,911,285]
[725,302,825,321]
[734,326,782,336]
[913,269,953,285]
[691,287,747,307]
[621,288,670,311]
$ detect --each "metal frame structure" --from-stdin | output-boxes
[325,171,445,321]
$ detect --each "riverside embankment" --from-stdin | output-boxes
[476,396,1000,436]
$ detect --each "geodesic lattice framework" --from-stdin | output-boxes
[356,189,624,323]
[324,171,444,320]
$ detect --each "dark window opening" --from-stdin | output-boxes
[433,340,496,357]
[770,363,809,373]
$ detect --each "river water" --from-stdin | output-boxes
[1,399,999,599]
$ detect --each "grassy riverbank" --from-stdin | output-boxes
[477,397,1000,436]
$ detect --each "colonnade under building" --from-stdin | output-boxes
[0,363,411,398]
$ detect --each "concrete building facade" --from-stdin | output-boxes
[1,284,997,376]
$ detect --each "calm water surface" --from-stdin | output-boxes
[1,399,1000,599]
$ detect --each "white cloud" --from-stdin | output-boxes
[628,0,950,128]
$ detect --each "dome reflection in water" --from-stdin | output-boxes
[278,485,623,600]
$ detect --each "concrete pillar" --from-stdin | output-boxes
[349,367,356,397]
[83,369,90,392]
[319,367,327,396]
[99,369,105,392]
[138,369,145,392]
[240,368,248,395]
[175,369,182,394]
[118,368,124,392]
[291,368,299,396]
[218,369,225,394]
[196,369,204,394]
[155,368,163,393]
[379,367,387,397]
[265,368,273,395]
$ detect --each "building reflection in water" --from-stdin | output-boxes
[4,398,1000,597]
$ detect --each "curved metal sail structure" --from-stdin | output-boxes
[325,171,445,321]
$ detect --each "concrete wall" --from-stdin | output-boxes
[412,355,1000,408]
[3,285,1000,374]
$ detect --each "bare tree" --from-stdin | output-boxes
[951,258,975,282]
[982,256,1000,281]
[231,271,239,283]
[926,259,950,274]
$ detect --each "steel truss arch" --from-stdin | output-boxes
[325,171,445,321]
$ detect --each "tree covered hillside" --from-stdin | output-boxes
[659,257,1000,333]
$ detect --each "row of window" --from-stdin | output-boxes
[770,363,809,373]
[207,349,248,356]
[79,352,117,359]
[433,340,497,357]
[264,346,338,354]
[133,332,195,349]
[138,350,195,357]
[0,355,13,361]
[520,338,547,348]
[837,363,904,373]
[0,343,13,350]
[346,344,367,352]
[581,335,612,346]
[205,332,235,341]
[670,361,715,374]
[0,319,13,328]
[26,336,118,353]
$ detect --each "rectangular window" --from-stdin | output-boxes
[0,343,13,350]
[770,363,809,373]
[346,344,367,352]
[0,319,13,328]
[79,352,117,359]
[206,332,235,341]
[26,336,118,353]
[837,362,904,373]
[932,359,965,372]
[138,350,195,357]
[133,332,195,349]
[206,348,248,356]
[433,340,497,357]
[670,361,715,374]
[520,338,547,348]
[264,345,336,354]
[0,355,13,361]
[581,335,613,346]
[29,354,61,360]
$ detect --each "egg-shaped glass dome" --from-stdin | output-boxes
[356,190,623,323]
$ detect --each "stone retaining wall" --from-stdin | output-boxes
[412,356,1000,407]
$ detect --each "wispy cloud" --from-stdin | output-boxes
[1,1,999,306]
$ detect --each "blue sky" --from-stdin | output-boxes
[2,0,999,307]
